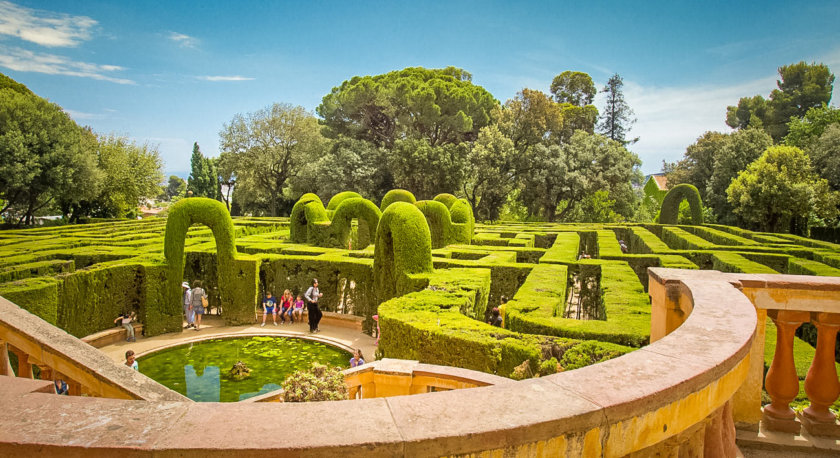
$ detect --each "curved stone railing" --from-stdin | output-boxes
[0,268,757,455]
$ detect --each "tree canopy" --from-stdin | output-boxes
[727,145,839,232]
[220,103,324,216]
[550,71,596,106]
[597,73,637,145]
[726,62,834,141]
[317,66,498,147]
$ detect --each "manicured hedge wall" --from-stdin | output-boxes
[659,183,703,225]
[380,189,417,211]
[373,202,434,304]
[414,200,452,249]
[0,277,60,325]
[329,197,381,249]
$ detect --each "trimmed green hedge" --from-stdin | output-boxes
[0,277,60,325]
[449,198,475,245]
[326,191,362,211]
[659,183,703,225]
[433,193,459,209]
[380,189,417,211]
[415,200,452,249]
[329,197,381,249]
[540,232,580,264]
[373,202,434,304]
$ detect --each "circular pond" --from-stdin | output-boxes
[137,336,351,402]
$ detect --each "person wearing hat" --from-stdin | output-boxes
[304,278,323,333]
[182,281,194,329]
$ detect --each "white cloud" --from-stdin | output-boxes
[168,31,198,49]
[0,1,97,47]
[0,46,134,84]
[65,109,106,120]
[196,75,255,82]
[610,75,778,173]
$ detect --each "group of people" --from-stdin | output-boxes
[181,280,208,331]
[261,290,304,326]
[262,278,324,333]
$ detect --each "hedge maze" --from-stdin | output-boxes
[3,191,840,380]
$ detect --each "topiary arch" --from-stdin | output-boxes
[290,193,329,243]
[380,189,417,211]
[330,197,382,248]
[659,183,704,225]
[163,198,238,331]
[373,202,433,304]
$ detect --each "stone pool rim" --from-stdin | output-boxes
[134,332,355,360]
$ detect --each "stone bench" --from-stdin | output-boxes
[81,323,143,349]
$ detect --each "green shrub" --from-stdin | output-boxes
[380,189,416,211]
[449,198,475,244]
[282,362,348,402]
[560,340,633,370]
[326,191,362,211]
[414,200,452,249]
[289,193,326,243]
[329,197,381,249]
[433,193,459,209]
[373,202,434,303]
[659,183,703,225]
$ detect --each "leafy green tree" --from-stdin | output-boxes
[597,73,637,145]
[462,125,516,221]
[389,138,467,200]
[497,88,597,152]
[68,135,164,219]
[664,131,728,199]
[550,71,596,106]
[727,62,835,141]
[706,128,773,225]
[0,72,33,95]
[807,124,840,192]
[216,152,236,211]
[220,103,324,216]
[785,104,840,148]
[187,143,219,199]
[727,146,839,232]
[0,87,98,225]
[317,66,497,147]
[166,175,186,200]
[518,131,640,221]
[289,136,386,204]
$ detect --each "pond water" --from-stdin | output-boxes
[137,336,351,402]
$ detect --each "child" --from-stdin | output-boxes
[350,349,365,367]
[114,311,136,342]
[280,289,293,324]
[293,294,305,322]
[262,291,277,326]
[125,350,138,370]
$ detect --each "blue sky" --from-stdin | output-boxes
[1,0,839,177]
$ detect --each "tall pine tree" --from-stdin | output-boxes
[187,143,219,199]
[597,73,638,146]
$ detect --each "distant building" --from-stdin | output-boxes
[643,173,668,205]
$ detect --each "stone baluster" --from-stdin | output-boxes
[8,346,33,378]
[0,340,12,376]
[800,312,840,436]
[763,310,808,433]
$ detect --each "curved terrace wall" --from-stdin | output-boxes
[0,268,756,456]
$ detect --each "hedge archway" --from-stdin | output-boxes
[373,202,433,304]
[330,197,382,249]
[164,198,237,330]
[415,200,452,249]
[659,184,704,225]
[380,189,416,211]
[290,193,329,243]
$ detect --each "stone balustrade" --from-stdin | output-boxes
[0,296,186,401]
[0,269,757,456]
[649,269,840,439]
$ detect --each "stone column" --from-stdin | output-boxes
[0,340,13,376]
[8,346,32,378]
[801,312,840,435]
[763,310,808,433]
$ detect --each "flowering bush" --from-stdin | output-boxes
[282,362,348,402]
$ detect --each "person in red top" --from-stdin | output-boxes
[279,289,294,324]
